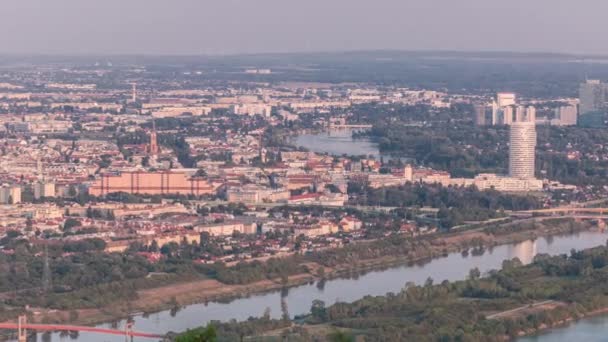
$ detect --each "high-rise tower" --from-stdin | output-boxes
[579,80,608,127]
[131,82,137,102]
[497,92,516,107]
[473,104,487,126]
[149,121,159,156]
[509,121,536,179]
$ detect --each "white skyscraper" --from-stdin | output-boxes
[552,105,577,126]
[526,106,536,123]
[509,121,536,179]
[503,106,513,125]
[491,100,499,125]
[515,106,526,122]
[485,93,521,126]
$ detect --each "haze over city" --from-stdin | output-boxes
[1,0,608,55]
[3,2,608,342]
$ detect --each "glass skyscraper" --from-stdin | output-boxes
[579,80,608,127]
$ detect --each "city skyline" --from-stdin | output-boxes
[2,3,608,340]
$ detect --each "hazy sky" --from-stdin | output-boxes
[0,0,606,55]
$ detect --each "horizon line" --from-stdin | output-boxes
[0,48,606,60]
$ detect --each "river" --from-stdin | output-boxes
[518,315,608,341]
[30,230,608,341]
[293,128,390,160]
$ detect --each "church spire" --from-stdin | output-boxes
[149,120,159,156]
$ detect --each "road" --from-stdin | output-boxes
[193,200,397,213]
[486,300,557,319]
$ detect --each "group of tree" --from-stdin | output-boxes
[349,182,541,228]
[177,239,608,341]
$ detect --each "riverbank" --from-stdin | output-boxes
[10,217,593,335]
[515,305,608,340]
[280,301,608,342]
[251,232,608,341]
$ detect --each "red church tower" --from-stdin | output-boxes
[149,121,159,155]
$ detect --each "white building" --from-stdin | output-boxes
[526,106,536,122]
[471,174,543,192]
[226,185,289,203]
[515,106,536,123]
[509,121,537,179]
[503,106,514,125]
[231,104,273,117]
[194,221,257,236]
[486,93,535,126]
[552,105,577,126]
[0,185,21,204]
[151,106,212,118]
[497,92,516,107]
[34,181,56,199]
[245,69,271,74]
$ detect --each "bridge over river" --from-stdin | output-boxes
[6,316,163,341]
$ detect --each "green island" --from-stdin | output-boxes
[176,237,608,341]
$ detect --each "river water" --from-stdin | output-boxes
[518,315,608,341]
[293,128,388,159]
[30,230,608,341]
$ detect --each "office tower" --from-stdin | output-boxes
[509,121,536,179]
[474,104,487,126]
[526,106,536,123]
[579,80,606,115]
[579,80,608,127]
[149,121,159,156]
[131,82,137,102]
[476,93,531,126]
[34,181,56,199]
[503,106,513,125]
[491,101,499,125]
[515,106,535,123]
[485,93,519,126]
[515,106,526,122]
[497,92,516,107]
[0,185,21,204]
[553,105,577,126]
[403,164,413,181]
